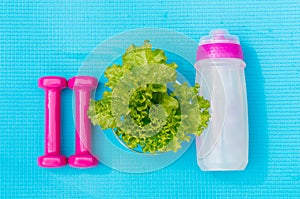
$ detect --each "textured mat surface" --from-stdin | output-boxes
[1,0,300,198]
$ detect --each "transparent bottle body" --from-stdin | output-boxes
[195,58,248,171]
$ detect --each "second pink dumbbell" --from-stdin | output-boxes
[68,76,99,168]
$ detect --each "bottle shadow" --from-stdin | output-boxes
[209,44,269,185]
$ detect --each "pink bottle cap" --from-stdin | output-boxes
[196,29,244,61]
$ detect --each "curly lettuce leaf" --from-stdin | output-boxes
[104,41,178,90]
[88,91,116,129]
[122,40,173,67]
[104,64,132,89]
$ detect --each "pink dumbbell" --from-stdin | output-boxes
[38,76,67,168]
[68,76,98,168]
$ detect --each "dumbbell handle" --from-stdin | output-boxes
[44,89,62,154]
[74,89,92,154]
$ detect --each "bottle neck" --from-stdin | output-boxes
[195,58,246,70]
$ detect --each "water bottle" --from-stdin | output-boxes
[195,29,248,171]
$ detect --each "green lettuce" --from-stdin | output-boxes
[88,41,210,153]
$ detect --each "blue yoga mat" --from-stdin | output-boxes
[1,0,299,198]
